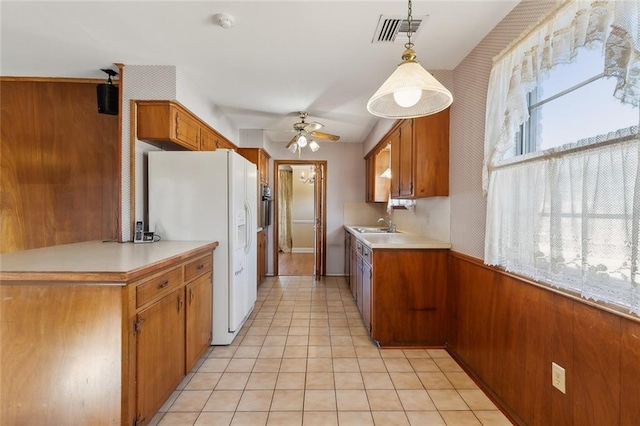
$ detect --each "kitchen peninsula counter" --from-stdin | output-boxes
[1,240,218,426]
[0,240,218,283]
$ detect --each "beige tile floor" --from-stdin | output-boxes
[149,276,513,426]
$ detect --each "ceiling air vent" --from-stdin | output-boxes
[371,14,428,44]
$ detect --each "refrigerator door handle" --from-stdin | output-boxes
[245,200,252,254]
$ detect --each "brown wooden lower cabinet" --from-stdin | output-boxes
[136,288,185,423]
[347,232,448,346]
[0,242,217,426]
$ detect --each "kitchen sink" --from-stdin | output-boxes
[352,227,397,234]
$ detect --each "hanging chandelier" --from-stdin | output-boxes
[367,0,453,119]
[299,166,316,184]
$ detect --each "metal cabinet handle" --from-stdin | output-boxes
[158,280,169,289]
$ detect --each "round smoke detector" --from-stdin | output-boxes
[213,13,234,29]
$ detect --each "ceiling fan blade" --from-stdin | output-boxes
[285,134,298,149]
[304,122,323,132]
[310,131,340,141]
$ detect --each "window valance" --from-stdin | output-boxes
[482,0,640,194]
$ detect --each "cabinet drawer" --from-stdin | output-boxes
[184,254,212,282]
[136,267,183,308]
[362,246,372,265]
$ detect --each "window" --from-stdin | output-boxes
[517,48,638,155]
[483,0,640,316]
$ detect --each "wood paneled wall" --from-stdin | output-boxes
[448,252,640,426]
[1,80,119,253]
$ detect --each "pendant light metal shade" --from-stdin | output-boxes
[367,59,453,118]
[367,0,453,119]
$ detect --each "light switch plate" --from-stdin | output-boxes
[552,362,566,394]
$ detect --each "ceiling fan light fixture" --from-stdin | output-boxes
[308,140,320,152]
[367,0,453,119]
[288,143,298,154]
[297,134,308,147]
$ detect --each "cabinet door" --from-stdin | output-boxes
[389,128,401,198]
[398,120,414,197]
[259,151,269,185]
[173,108,200,150]
[350,237,357,299]
[257,229,267,285]
[199,127,218,151]
[186,273,213,372]
[344,232,351,285]
[136,289,185,425]
[356,255,363,315]
[362,260,372,334]
[365,155,375,202]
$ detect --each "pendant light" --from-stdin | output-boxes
[367,0,453,119]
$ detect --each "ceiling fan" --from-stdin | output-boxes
[283,112,340,155]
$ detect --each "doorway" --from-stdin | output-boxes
[274,160,327,277]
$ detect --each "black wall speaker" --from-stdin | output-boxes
[97,83,118,115]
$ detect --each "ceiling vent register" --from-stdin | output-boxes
[372,15,428,44]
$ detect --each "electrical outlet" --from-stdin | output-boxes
[552,362,566,394]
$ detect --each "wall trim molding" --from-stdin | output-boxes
[0,76,112,84]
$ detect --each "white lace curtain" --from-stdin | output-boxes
[483,0,640,315]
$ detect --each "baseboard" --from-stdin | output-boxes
[446,347,525,426]
[291,248,313,254]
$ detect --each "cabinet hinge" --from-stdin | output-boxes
[134,318,145,334]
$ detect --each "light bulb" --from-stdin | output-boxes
[297,135,308,147]
[393,87,422,108]
[288,143,298,153]
[308,140,320,152]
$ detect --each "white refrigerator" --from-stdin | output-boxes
[148,150,257,345]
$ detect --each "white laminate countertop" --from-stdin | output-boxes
[0,240,218,283]
[344,226,451,250]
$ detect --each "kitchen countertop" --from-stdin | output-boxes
[0,240,218,283]
[344,225,451,249]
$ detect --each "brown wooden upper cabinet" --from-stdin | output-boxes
[237,147,271,186]
[136,100,236,151]
[365,143,391,203]
[367,108,450,200]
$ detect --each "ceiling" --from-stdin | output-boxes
[1,1,520,145]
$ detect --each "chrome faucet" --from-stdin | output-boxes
[378,217,396,232]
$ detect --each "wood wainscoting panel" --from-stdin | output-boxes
[620,318,640,425]
[0,80,119,254]
[1,284,123,425]
[572,303,621,425]
[448,252,639,426]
